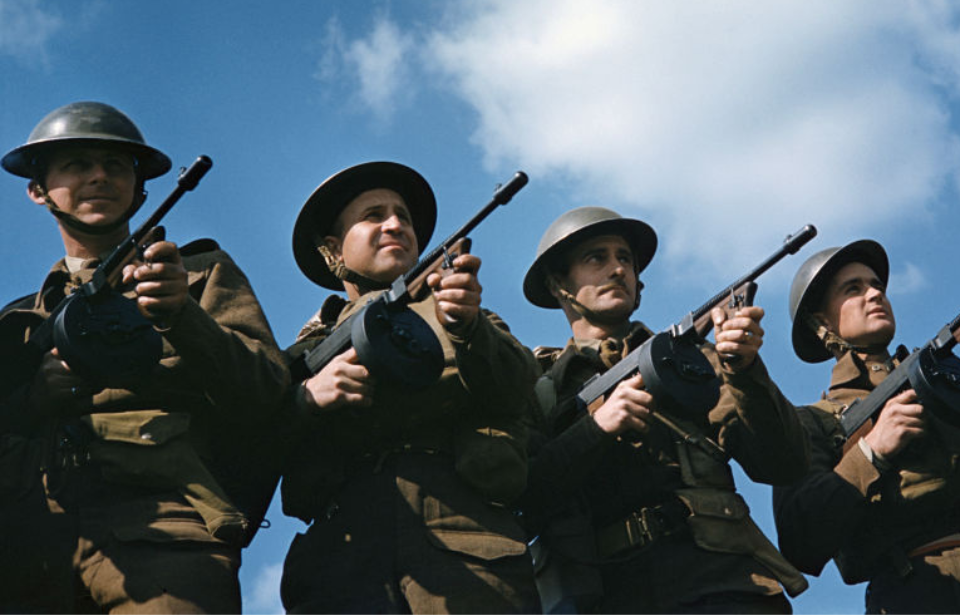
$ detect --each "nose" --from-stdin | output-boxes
[87,162,109,182]
[610,260,626,279]
[381,212,407,234]
[865,285,885,303]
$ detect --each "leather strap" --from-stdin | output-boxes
[595,499,690,557]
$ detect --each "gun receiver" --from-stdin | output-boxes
[21,155,213,387]
[577,224,817,425]
[840,311,960,449]
[291,171,529,389]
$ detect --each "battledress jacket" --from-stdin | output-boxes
[281,291,539,548]
[773,350,960,585]
[526,321,809,608]
[0,241,288,545]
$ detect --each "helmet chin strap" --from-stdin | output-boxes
[317,244,392,291]
[803,311,888,358]
[35,183,145,236]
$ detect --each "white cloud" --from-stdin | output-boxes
[345,17,415,124]
[421,0,960,272]
[315,14,416,124]
[243,561,284,615]
[313,16,348,85]
[0,0,62,65]
[320,1,960,275]
[889,261,928,296]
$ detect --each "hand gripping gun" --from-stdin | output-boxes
[289,171,529,390]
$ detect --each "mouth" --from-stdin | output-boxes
[598,282,629,296]
[378,241,410,254]
[81,194,117,204]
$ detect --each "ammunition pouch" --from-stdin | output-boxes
[280,448,345,524]
[84,410,248,545]
[676,487,808,597]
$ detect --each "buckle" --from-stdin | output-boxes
[623,507,665,549]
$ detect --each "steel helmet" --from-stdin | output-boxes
[2,101,171,180]
[523,206,657,309]
[292,161,437,290]
[789,239,889,363]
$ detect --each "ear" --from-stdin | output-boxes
[322,235,342,260]
[809,310,834,333]
[546,274,566,301]
[27,181,46,205]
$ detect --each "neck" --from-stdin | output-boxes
[569,316,632,341]
[59,224,129,259]
[852,346,891,364]
[343,281,363,301]
[342,279,391,301]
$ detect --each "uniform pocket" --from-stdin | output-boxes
[422,492,528,561]
[675,487,751,555]
[86,411,193,489]
[113,515,219,544]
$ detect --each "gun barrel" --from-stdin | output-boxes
[689,224,817,326]
[493,171,529,205]
[784,224,817,254]
[405,171,528,286]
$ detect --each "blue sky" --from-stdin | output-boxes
[3,1,960,613]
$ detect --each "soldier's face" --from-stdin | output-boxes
[557,234,638,321]
[29,146,137,228]
[816,261,895,348]
[325,188,419,284]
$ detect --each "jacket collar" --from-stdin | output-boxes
[827,349,895,406]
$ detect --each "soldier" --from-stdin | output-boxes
[521,207,809,613]
[279,161,540,613]
[0,101,287,612]
[773,240,960,613]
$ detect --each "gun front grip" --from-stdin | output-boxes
[408,237,473,301]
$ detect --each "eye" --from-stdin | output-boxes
[62,157,91,171]
[103,157,134,174]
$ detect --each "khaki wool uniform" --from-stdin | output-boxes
[0,242,287,613]
[525,322,809,614]
[280,291,541,614]
[774,351,960,613]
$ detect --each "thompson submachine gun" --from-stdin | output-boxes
[577,224,818,428]
[17,155,213,388]
[290,171,529,389]
[840,312,960,449]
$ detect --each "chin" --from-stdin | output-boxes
[591,303,634,323]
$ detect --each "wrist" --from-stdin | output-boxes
[858,437,893,472]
